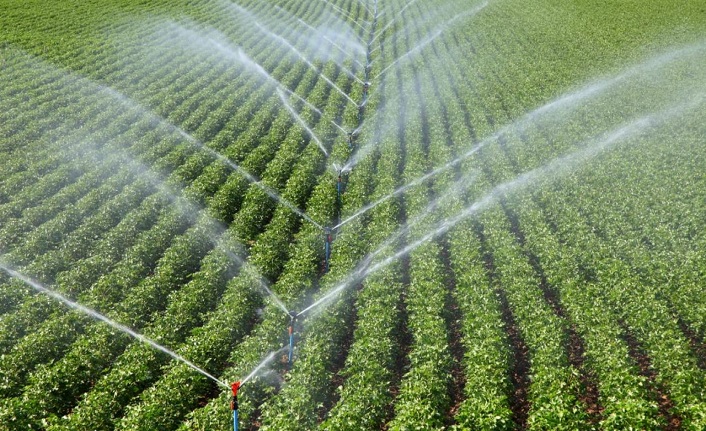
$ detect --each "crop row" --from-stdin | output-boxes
[177,53,367,431]
[0,0,338,318]
[384,10,459,424]
[537,149,706,425]
[0,1,364,428]
[318,60,406,431]
[45,10,360,427]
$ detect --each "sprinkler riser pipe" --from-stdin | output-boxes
[324,239,332,273]
[323,228,333,273]
[288,325,294,367]
[231,381,241,431]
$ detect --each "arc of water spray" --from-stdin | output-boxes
[268,3,366,71]
[298,171,475,317]
[356,0,373,17]
[370,0,420,44]
[252,23,359,107]
[530,43,706,119]
[351,39,706,187]
[83,144,294,318]
[220,0,358,93]
[68,145,298,356]
[0,264,230,389]
[333,165,476,230]
[166,121,324,231]
[294,17,366,71]
[368,0,477,55]
[276,88,329,157]
[207,145,325,231]
[240,346,289,385]
[298,97,701,318]
[34,70,294,327]
[317,0,370,34]
[99,28,330,233]
[353,113,686,281]
[374,2,488,81]
[374,30,442,80]
[171,24,348,137]
[345,170,480,267]
[260,61,349,136]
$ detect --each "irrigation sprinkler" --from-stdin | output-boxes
[287,310,298,368]
[347,130,356,149]
[332,163,350,212]
[337,169,345,200]
[230,381,241,431]
[361,82,371,107]
[323,227,334,273]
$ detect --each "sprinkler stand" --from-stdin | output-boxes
[288,311,298,368]
[337,170,344,200]
[231,381,241,431]
[323,227,333,273]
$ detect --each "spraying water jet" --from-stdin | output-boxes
[0,264,229,389]
[287,310,298,368]
[276,88,329,157]
[229,346,289,430]
[253,22,359,107]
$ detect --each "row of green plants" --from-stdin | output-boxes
[0,0,358,426]
[537,149,706,426]
[383,19,458,424]
[104,65,352,429]
[0,192,174,396]
[425,23,518,426]
[516,194,662,429]
[316,53,407,428]
[44,4,360,424]
[0,0,332,334]
[176,38,367,429]
[3,0,704,428]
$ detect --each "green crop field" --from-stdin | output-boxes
[1,0,705,429]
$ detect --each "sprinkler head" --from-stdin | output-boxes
[289,310,298,321]
[231,381,241,397]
